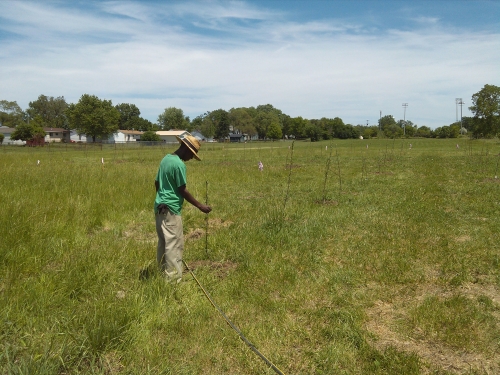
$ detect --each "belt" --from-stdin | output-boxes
[157,203,169,215]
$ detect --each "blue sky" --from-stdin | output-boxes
[1,0,499,129]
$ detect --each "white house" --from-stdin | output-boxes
[69,130,87,143]
[85,130,143,143]
[191,130,215,142]
[0,126,25,145]
[156,130,189,143]
[44,128,70,143]
[106,130,143,143]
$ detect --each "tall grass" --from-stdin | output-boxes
[1,138,499,374]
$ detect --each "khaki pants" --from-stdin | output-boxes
[155,208,184,278]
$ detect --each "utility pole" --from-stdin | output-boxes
[402,103,408,136]
[457,98,464,135]
[455,98,460,122]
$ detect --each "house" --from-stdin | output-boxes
[69,130,87,143]
[229,133,246,143]
[156,130,189,143]
[0,126,25,145]
[106,130,143,143]
[191,130,214,142]
[44,128,70,143]
[228,133,256,142]
[84,130,144,143]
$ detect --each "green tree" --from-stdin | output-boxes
[199,113,215,139]
[398,120,416,137]
[384,124,403,138]
[27,95,68,129]
[379,115,404,138]
[469,84,500,138]
[115,103,141,129]
[141,130,161,142]
[363,126,379,139]
[191,115,203,131]
[229,107,257,137]
[379,115,397,134]
[313,118,336,140]
[255,111,278,139]
[0,133,4,144]
[127,116,157,132]
[305,122,321,142]
[157,107,189,130]
[267,120,282,140]
[0,100,23,128]
[288,116,308,139]
[281,114,293,138]
[205,109,230,139]
[434,126,450,138]
[449,123,461,138]
[67,94,120,143]
[11,116,46,142]
[415,126,432,138]
[255,104,284,139]
[329,117,358,139]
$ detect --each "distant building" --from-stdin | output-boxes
[69,130,87,143]
[229,133,246,143]
[44,128,70,143]
[84,130,144,143]
[0,126,24,145]
[190,130,214,142]
[156,130,189,143]
[228,133,256,142]
[106,130,143,143]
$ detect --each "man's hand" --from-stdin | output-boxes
[178,185,212,214]
[197,204,212,214]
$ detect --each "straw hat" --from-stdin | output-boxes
[176,134,201,161]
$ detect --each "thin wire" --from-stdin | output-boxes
[182,260,286,375]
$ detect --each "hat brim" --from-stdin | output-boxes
[176,136,201,161]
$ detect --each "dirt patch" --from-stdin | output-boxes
[209,217,232,229]
[185,260,238,279]
[186,218,232,241]
[242,195,264,200]
[364,281,500,374]
[482,177,500,184]
[186,228,205,240]
[454,235,471,243]
[315,199,338,206]
[102,351,124,374]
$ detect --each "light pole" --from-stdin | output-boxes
[402,103,408,136]
[457,98,464,134]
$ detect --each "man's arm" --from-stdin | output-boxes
[178,185,212,213]
[155,180,159,192]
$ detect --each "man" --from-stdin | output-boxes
[154,134,211,282]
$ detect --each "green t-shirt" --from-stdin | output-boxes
[154,154,187,215]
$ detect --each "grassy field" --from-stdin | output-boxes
[1,138,499,375]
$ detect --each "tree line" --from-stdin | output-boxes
[1,84,498,143]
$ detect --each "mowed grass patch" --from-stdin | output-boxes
[1,139,499,374]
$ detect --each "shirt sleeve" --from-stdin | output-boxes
[173,163,187,188]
